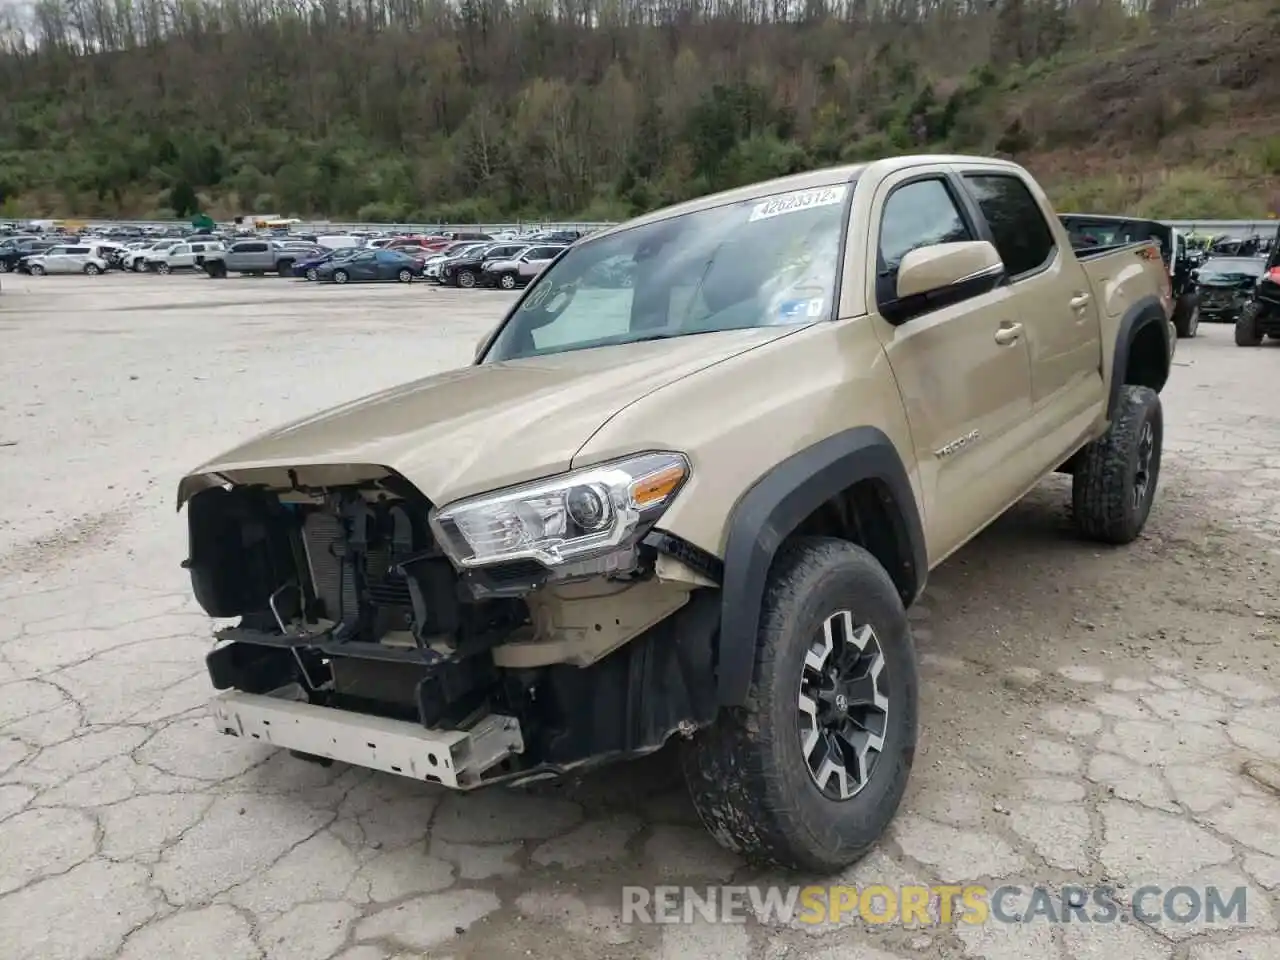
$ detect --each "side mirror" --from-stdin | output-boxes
[896,240,1003,300]
[882,240,1004,324]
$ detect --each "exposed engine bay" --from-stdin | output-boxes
[186,475,721,786]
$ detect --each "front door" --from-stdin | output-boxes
[867,170,1035,561]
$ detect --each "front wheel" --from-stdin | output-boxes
[498,272,517,290]
[682,537,918,872]
[29,264,45,276]
[456,269,477,289]
[333,269,349,284]
[156,262,171,275]
[1072,384,1163,544]
[306,268,318,281]
[1235,302,1263,346]
[132,260,146,273]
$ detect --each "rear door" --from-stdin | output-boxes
[957,168,1103,443]
[867,168,1035,559]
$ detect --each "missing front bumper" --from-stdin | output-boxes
[211,690,524,788]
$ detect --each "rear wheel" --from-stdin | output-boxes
[275,259,294,276]
[84,263,102,276]
[1172,292,1199,338]
[1235,302,1263,346]
[1072,384,1163,544]
[682,537,917,872]
[397,268,413,283]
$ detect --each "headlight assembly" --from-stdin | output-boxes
[429,452,690,569]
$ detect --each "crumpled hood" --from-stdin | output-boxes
[178,327,788,508]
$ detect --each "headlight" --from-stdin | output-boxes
[429,452,690,568]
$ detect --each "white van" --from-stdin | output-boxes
[317,235,362,250]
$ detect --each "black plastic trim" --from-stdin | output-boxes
[1107,294,1172,418]
[716,426,926,705]
[642,530,724,584]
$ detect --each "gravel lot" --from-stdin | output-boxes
[1,273,1278,960]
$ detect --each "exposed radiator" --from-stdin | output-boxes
[301,512,344,620]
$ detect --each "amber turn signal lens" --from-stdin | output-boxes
[629,464,687,508]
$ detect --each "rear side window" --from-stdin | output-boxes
[66,247,89,255]
[964,174,1056,278]
[877,178,973,304]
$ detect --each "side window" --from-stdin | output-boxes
[47,247,67,256]
[877,178,973,304]
[963,174,1056,278]
[232,242,268,254]
[172,245,190,255]
[66,247,89,255]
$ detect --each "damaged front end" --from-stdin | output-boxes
[182,458,723,788]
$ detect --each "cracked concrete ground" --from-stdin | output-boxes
[1,273,1278,960]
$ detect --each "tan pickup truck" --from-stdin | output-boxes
[179,155,1175,871]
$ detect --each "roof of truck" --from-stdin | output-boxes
[587,154,1025,241]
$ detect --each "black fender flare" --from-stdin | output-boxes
[716,426,927,706]
[1107,295,1171,418]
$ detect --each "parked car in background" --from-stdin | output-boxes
[480,244,567,289]
[314,248,424,284]
[202,240,319,278]
[0,238,57,272]
[23,244,110,275]
[423,242,487,281]
[124,241,178,272]
[292,248,354,280]
[151,240,226,274]
[316,235,363,251]
[1233,225,1280,346]
[438,242,532,288]
[1193,256,1267,324]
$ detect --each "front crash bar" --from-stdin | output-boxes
[211,689,524,788]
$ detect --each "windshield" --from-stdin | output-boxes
[485,183,852,361]
[1198,258,1264,283]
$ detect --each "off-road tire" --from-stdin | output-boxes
[132,259,146,272]
[1072,384,1162,544]
[682,537,918,873]
[456,269,477,288]
[1172,292,1199,338]
[1235,302,1263,346]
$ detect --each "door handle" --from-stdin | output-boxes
[994,322,1023,345]
[1070,293,1091,310]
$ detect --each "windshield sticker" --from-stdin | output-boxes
[807,296,826,317]
[749,186,847,223]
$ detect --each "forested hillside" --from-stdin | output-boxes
[0,0,1277,221]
